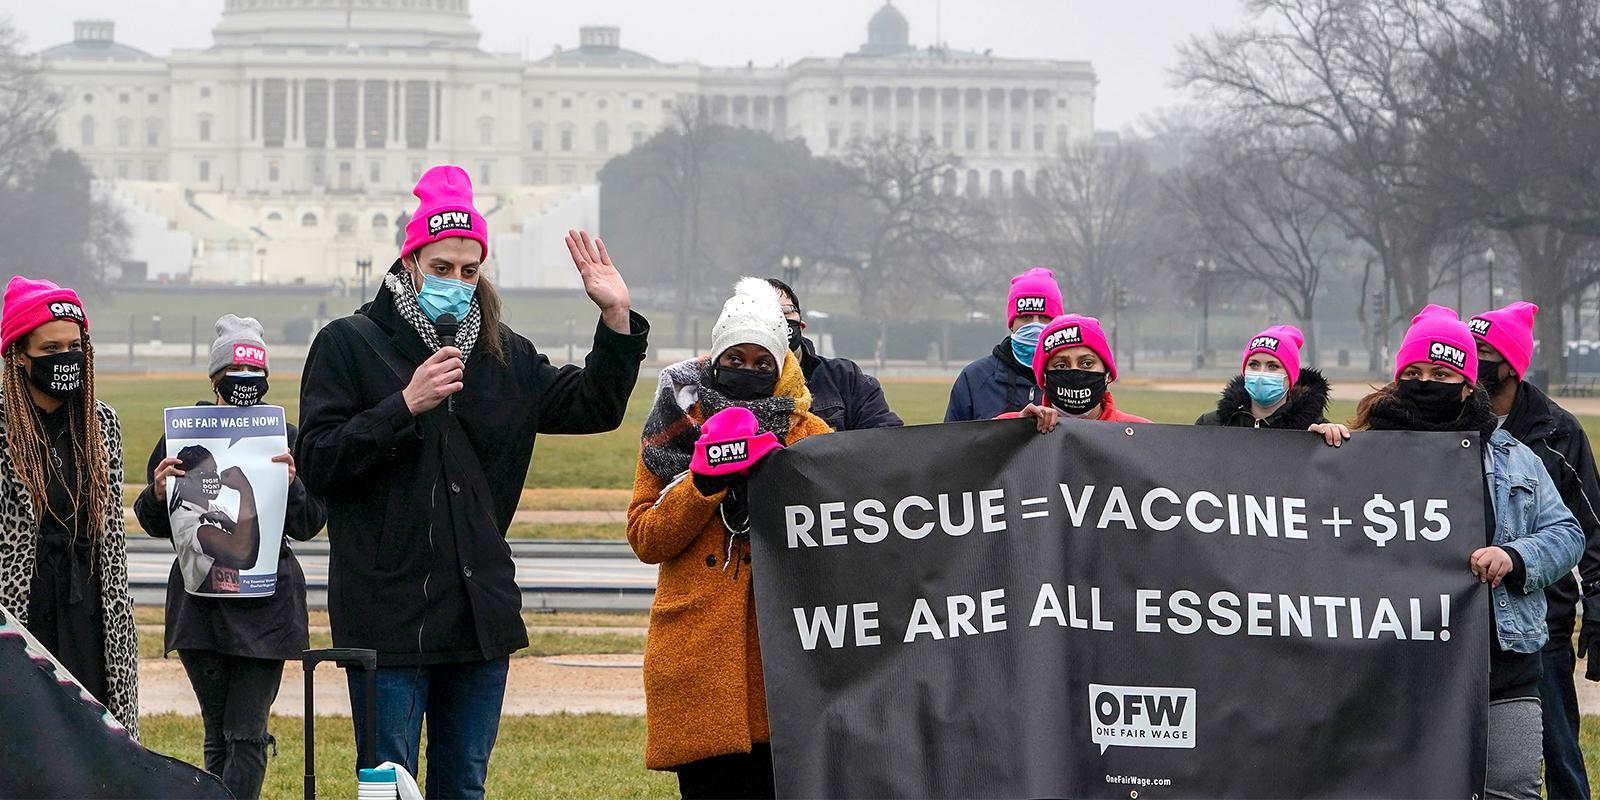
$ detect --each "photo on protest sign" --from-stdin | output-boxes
[750,420,1490,799]
[162,405,289,598]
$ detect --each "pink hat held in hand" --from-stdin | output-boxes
[1469,301,1538,379]
[690,406,785,477]
[401,165,490,261]
[1394,304,1478,382]
[1242,325,1304,387]
[1,276,89,354]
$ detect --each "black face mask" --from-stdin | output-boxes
[786,319,804,352]
[218,374,269,407]
[1477,359,1508,394]
[192,469,222,501]
[1396,378,1467,425]
[708,365,779,402]
[25,351,85,401]
[1045,369,1107,416]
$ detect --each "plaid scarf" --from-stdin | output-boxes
[640,357,798,481]
[384,269,483,363]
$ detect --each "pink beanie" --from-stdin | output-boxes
[1242,325,1304,387]
[1394,304,1478,382]
[1469,301,1538,379]
[401,165,490,261]
[690,406,785,477]
[1,276,89,354]
[1006,268,1065,327]
[1032,314,1117,385]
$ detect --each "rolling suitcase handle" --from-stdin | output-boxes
[302,648,379,800]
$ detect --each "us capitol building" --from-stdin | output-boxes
[40,0,1095,287]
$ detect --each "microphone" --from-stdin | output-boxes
[435,313,459,413]
[435,313,458,350]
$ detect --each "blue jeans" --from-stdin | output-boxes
[1537,636,1589,800]
[348,657,510,800]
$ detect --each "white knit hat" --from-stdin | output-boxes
[711,277,789,367]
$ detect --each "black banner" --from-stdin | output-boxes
[750,419,1490,799]
[0,607,230,798]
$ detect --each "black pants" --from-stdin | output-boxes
[676,744,775,800]
[1538,636,1590,800]
[178,650,283,800]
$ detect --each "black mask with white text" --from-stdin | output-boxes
[218,372,269,407]
[786,320,804,352]
[1045,369,1107,416]
[25,351,85,401]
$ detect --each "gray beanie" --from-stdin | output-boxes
[209,314,269,377]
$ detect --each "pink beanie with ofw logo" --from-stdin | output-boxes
[1031,313,1117,385]
[1242,325,1304,387]
[1470,301,1538,379]
[690,406,784,478]
[401,165,490,261]
[1006,268,1065,327]
[1394,304,1478,382]
[1,276,89,354]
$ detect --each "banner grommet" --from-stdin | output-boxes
[1124,427,1135,436]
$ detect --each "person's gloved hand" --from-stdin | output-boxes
[693,471,744,498]
[1580,598,1600,680]
[689,407,785,497]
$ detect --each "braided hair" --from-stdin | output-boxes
[2,331,111,561]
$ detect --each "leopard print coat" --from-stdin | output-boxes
[0,396,139,740]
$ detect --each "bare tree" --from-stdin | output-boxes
[1170,130,1349,365]
[791,134,983,362]
[1179,0,1461,329]
[1024,139,1158,316]
[659,102,718,347]
[0,17,58,190]
[1412,0,1600,379]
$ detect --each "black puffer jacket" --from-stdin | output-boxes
[1194,368,1332,430]
[1500,380,1600,635]
[296,266,648,666]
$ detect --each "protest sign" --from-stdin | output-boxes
[750,420,1489,798]
[163,405,289,597]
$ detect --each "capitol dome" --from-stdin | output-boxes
[211,0,482,50]
[859,2,913,56]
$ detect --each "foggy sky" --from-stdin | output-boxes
[8,0,1250,131]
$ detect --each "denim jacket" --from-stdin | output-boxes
[1484,427,1585,652]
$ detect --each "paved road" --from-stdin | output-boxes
[126,540,656,612]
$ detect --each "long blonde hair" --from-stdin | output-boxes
[3,332,111,555]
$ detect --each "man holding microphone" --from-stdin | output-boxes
[296,165,648,798]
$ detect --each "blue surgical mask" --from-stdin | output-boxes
[1244,371,1287,407]
[417,273,476,322]
[1010,322,1046,366]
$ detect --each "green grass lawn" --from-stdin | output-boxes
[138,614,645,659]
[93,288,712,352]
[97,374,1600,497]
[139,713,675,800]
[136,711,1600,799]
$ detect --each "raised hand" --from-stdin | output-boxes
[565,229,632,334]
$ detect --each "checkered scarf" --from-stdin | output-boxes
[384,268,482,363]
[639,356,799,482]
